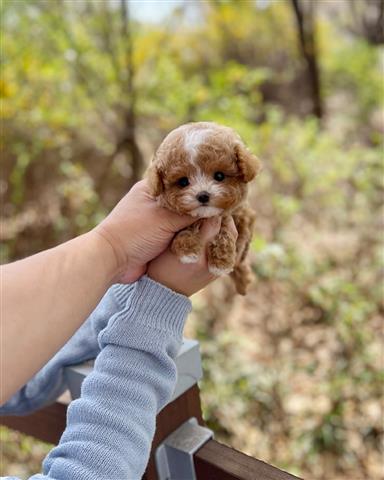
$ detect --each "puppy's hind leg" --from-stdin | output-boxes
[171,220,203,264]
[231,205,256,295]
[231,262,253,295]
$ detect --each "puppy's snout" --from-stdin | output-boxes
[196,191,210,204]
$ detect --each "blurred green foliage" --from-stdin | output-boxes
[1,1,383,479]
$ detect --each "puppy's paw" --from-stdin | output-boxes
[207,232,236,277]
[180,254,200,264]
[231,262,254,295]
[171,230,202,263]
[208,265,234,276]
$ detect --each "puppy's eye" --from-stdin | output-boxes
[177,177,190,188]
[214,171,225,182]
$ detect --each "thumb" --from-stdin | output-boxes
[165,211,197,232]
[200,216,222,244]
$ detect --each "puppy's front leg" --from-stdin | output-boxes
[207,215,237,276]
[171,219,204,264]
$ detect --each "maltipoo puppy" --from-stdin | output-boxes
[146,122,261,295]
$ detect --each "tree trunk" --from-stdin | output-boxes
[120,0,144,187]
[95,1,144,195]
[290,0,323,119]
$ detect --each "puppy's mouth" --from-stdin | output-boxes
[189,206,223,218]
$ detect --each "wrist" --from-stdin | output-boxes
[147,270,190,296]
[86,230,123,284]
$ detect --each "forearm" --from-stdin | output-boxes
[1,231,117,403]
[0,284,134,415]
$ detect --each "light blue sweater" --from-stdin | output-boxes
[1,276,192,480]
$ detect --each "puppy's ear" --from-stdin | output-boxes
[235,143,262,182]
[146,162,164,197]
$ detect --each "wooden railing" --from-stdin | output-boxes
[1,384,301,480]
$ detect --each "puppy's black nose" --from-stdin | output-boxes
[196,191,210,204]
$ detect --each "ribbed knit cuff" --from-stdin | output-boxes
[111,283,135,307]
[99,276,192,349]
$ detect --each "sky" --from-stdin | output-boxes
[127,0,270,24]
[128,0,185,24]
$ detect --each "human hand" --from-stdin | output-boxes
[93,180,195,283]
[147,216,238,296]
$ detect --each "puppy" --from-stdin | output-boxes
[146,122,261,295]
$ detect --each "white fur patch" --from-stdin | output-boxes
[208,265,234,276]
[184,128,213,163]
[180,254,199,264]
[190,206,223,218]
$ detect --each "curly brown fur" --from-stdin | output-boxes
[146,122,261,295]
[170,219,203,263]
[231,205,256,294]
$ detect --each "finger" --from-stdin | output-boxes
[199,216,222,244]
[169,213,198,230]
[130,179,147,193]
[162,209,197,231]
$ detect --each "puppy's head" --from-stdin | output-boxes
[146,122,261,217]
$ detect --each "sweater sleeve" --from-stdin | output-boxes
[1,276,191,480]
